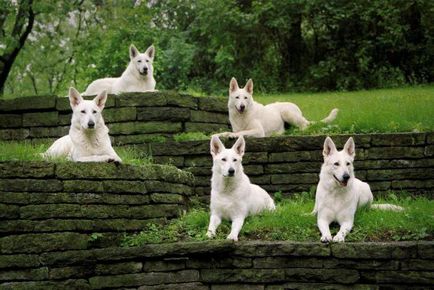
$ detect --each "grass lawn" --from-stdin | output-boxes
[0,141,153,166]
[254,85,434,135]
[122,192,434,246]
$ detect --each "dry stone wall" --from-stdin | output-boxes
[0,92,229,144]
[141,133,434,200]
[0,240,432,289]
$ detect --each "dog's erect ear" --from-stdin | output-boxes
[145,44,155,61]
[210,136,225,157]
[323,136,337,158]
[69,87,83,109]
[93,90,108,110]
[244,79,253,95]
[229,77,239,94]
[130,44,139,59]
[232,136,246,157]
[343,137,356,158]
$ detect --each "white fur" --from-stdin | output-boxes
[84,44,156,95]
[43,87,122,163]
[312,136,403,243]
[206,136,275,241]
[215,78,338,138]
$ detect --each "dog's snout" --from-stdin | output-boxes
[240,104,245,110]
[343,173,350,181]
[228,168,235,176]
[87,121,95,128]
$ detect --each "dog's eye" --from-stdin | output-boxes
[137,60,142,63]
[221,158,226,162]
[146,60,149,62]
[80,110,85,114]
[233,158,237,162]
[244,97,247,99]
[235,96,239,99]
[334,162,340,166]
[346,162,351,166]
[92,110,97,114]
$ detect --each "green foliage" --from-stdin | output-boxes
[121,193,434,246]
[3,0,434,97]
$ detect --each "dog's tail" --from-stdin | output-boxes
[320,108,339,124]
[371,204,404,211]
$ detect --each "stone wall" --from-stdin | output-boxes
[0,161,193,248]
[0,92,229,144]
[140,133,434,199]
[0,240,432,289]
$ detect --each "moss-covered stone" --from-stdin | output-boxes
[149,140,209,156]
[63,180,104,193]
[185,122,229,133]
[150,193,184,204]
[0,254,41,269]
[152,156,184,167]
[116,92,167,107]
[0,204,19,219]
[108,121,182,134]
[22,112,58,127]
[234,241,331,257]
[0,114,22,128]
[201,269,285,283]
[361,270,434,285]
[270,173,317,184]
[0,179,62,192]
[331,242,418,259]
[0,267,48,281]
[0,279,91,290]
[146,181,193,195]
[268,151,321,163]
[190,110,228,124]
[95,262,143,275]
[137,107,191,121]
[0,233,89,254]
[197,97,227,112]
[284,268,360,284]
[103,107,137,123]
[142,260,185,272]
[0,96,56,112]
[367,146,425,159]
[0,161,55,178]
[29,126,68,138]
[0,128,29,140]
[371,133,426,146]
[166,92,198,109]
[89,270,200,288]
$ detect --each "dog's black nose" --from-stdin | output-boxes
[228,168,235,176]
[343,173,350,181]
[88,121,95,128]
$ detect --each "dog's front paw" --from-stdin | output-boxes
[206,230,215,239]
[107,157,122,165]
[332,234,346,243]
[320,234,332,243]
[226,233,239,241]
[227,133,239,139]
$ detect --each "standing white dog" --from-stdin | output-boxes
[206,135,275,241]
[312,136,403,243]
[83,44,156,95]
[43,87,122,163]
[215,78,338,138]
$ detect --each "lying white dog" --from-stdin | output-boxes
[83,44,156,95]
[312,136,403,243]
[206,135,275,241]
[43,87,122,163]
[215,78,338,138]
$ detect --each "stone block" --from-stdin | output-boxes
[0,161,55,178]
[95,262,143,275]
[371,133,426,146]
[116,92,167,107]
[269,151,322,163]
[0,96,56,111]
[23,112,58,127]
[29,126,69,137]
[185,122,229,133]
[150,193,184,204]
[0,179,62,192]
[197,96,228,112]
[201,269,285,283]
[0,114,22,128]
[108,121,182,135]
[271,173,318,184]
[284,268,360,284]
[331,242,418,259]
[234,241,331,257]
[0,267,48,281]
[367,147,425,159]
[0,233,89,254]
[0,254,40,269]
[366,168,433,181]
[137,107,190,121]
[361,270,434,285]
[190,110,228,124]
[103,107,137,123]
[142,259,186,272]
[114,134,168,145]
[264,162,320,174]
[149,141,209,156]
[166,92,198,109]
[0,128,29,140]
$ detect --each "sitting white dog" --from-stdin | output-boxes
[83,44,156,95]
[312,136,403,243]
[206,135,275,241]
[215,78,338,138]
[43,87,122,163]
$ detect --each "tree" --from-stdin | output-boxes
[0,0,35,94]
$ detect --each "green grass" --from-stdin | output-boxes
[0,141,153,165]
[173,132,210,142]
[121,192,434,246]
[252,85,434,135]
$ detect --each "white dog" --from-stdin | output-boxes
[206,135,275,241]
[43,87,122,163]
[83,44,156,95]
[312,136,403,243]
[215,78,338,138]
